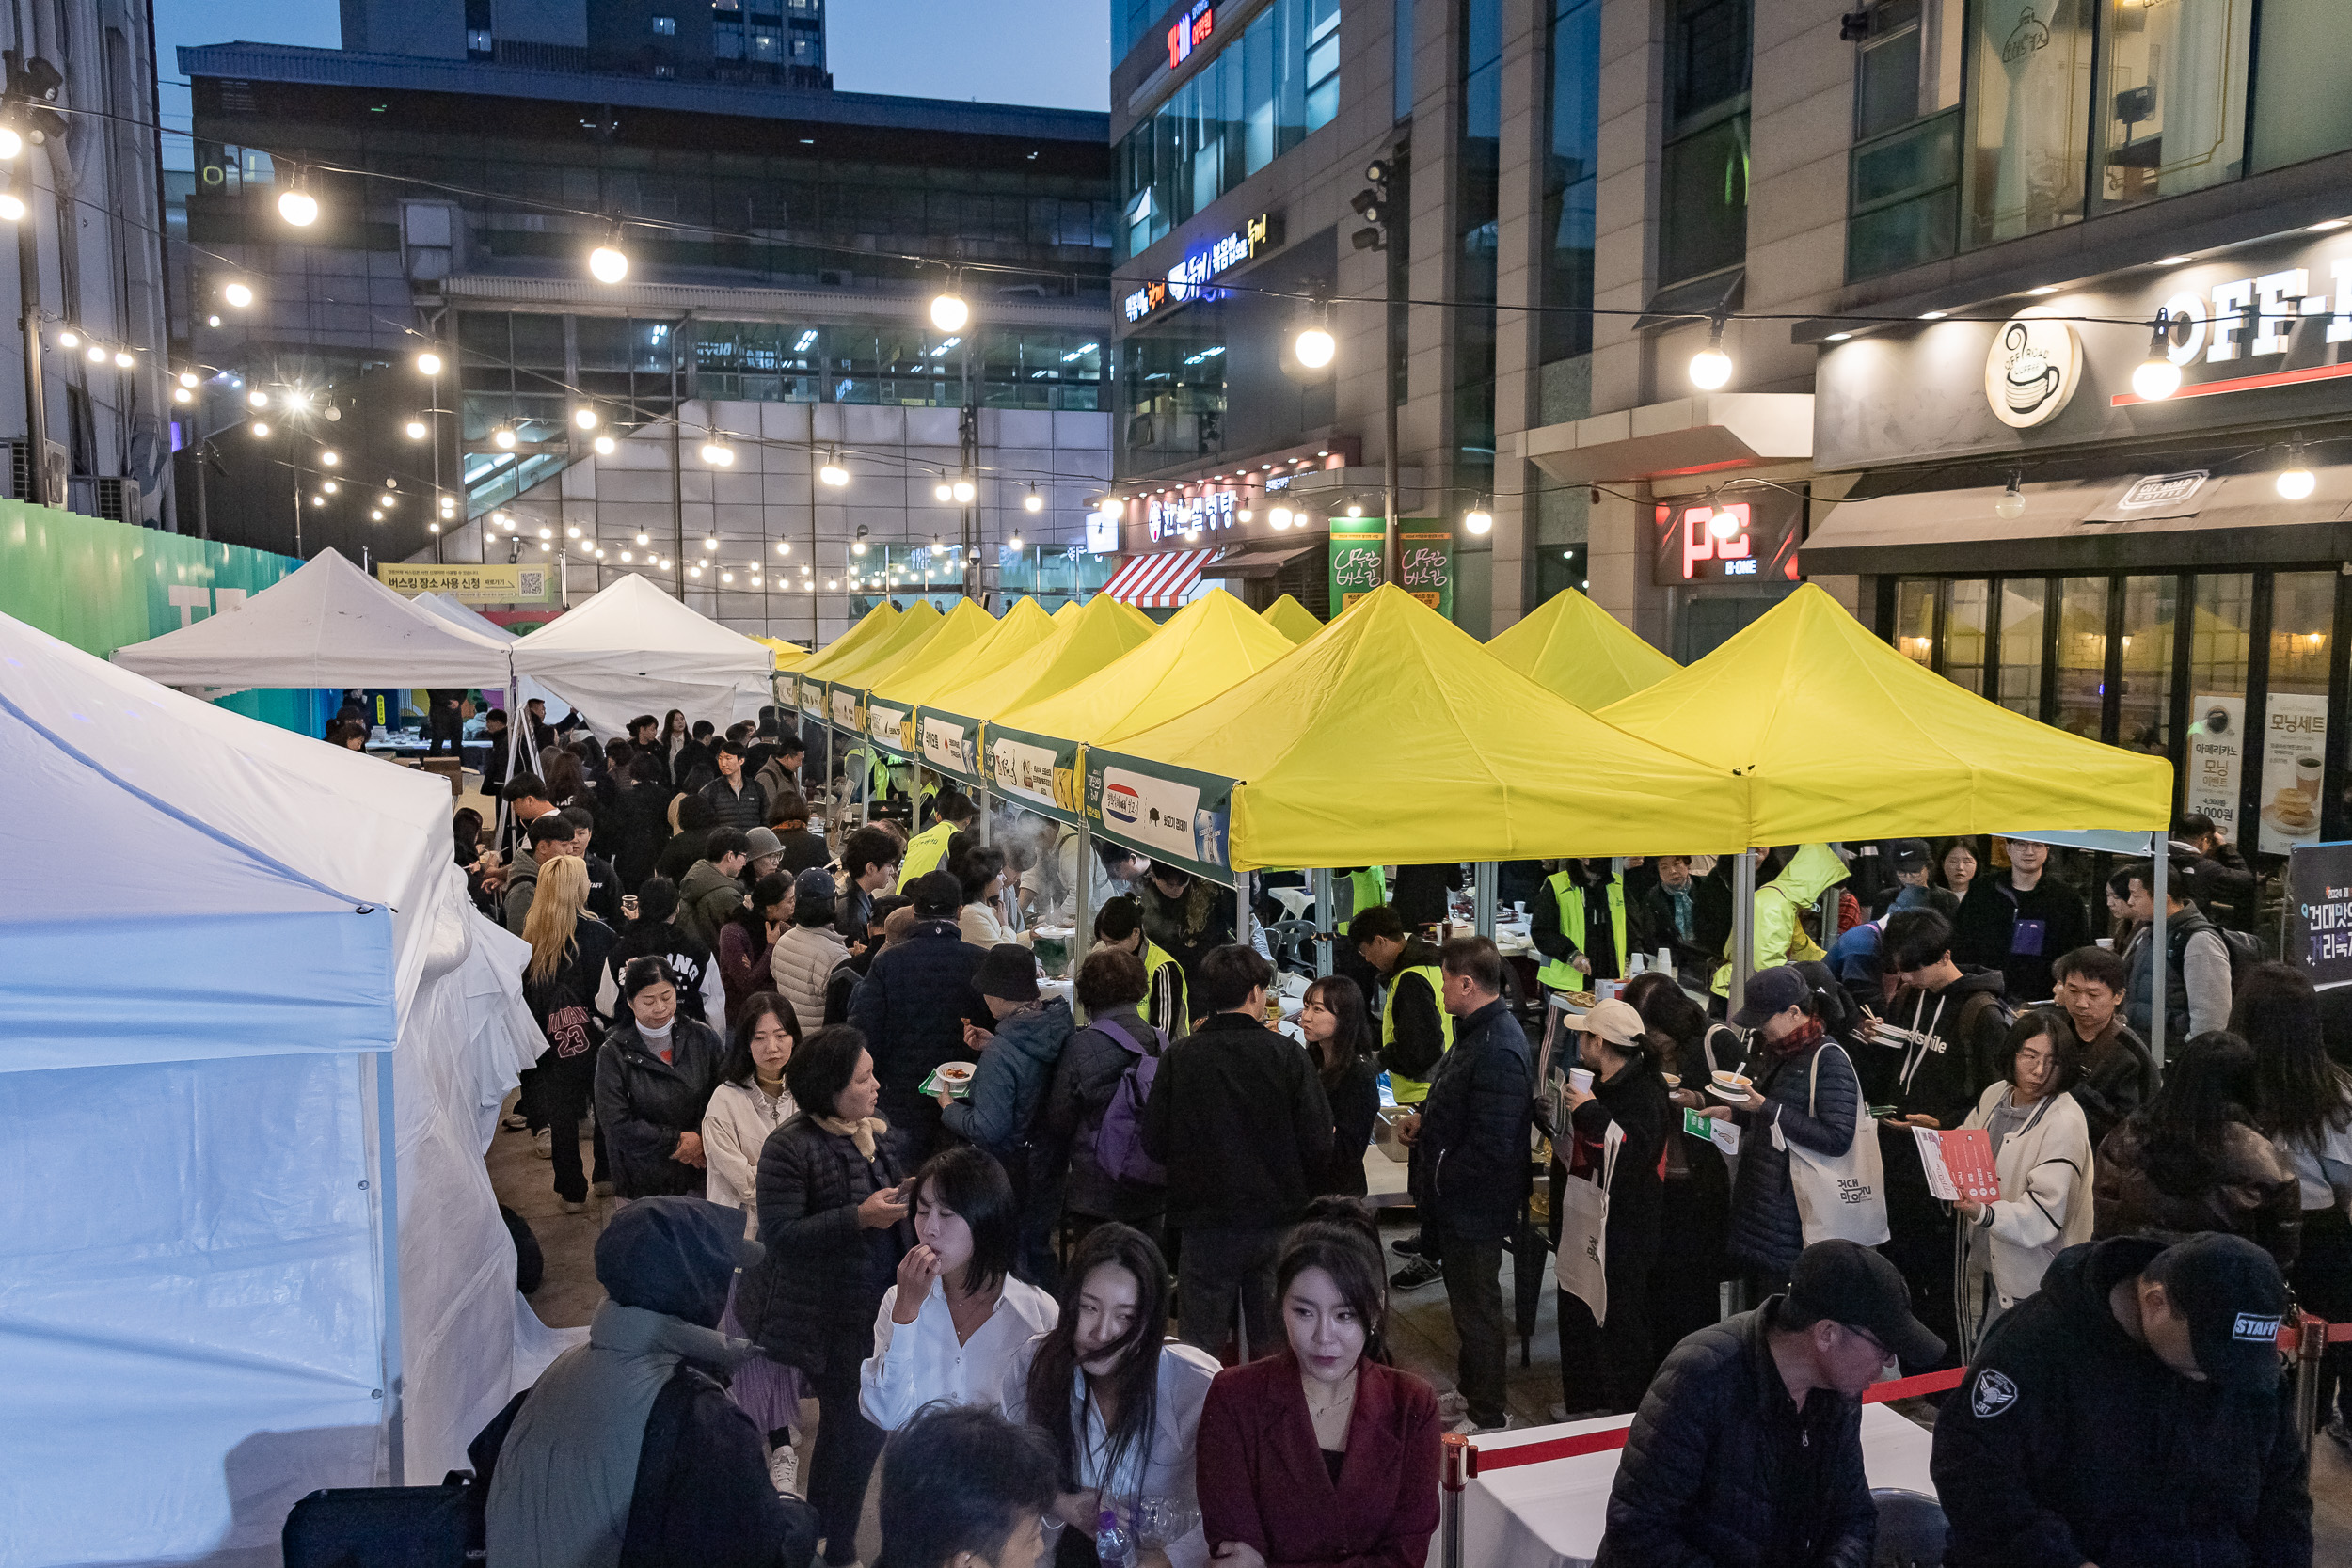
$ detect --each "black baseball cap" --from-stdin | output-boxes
[1731,964,1812,1030]
[2160,1232,2292,1392]
[1889,839,1931,873]
[1786,1239,1945,1368]
[972,942,1041,1002]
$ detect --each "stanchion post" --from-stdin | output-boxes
[1439,1433,1470,1568]
[2298,1314,2328,1455]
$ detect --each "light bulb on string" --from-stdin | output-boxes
[1995,472,2027,520]
[2279,439,2317,500]
[573,406,597,429]
[819,449,848,486]
[251,420,271,437]
[277,166,318,227]
[405,419,428,439]
[1688,317,1734,390]
[493,426,517,450]
[699,433,734,466]
[113,350,133,367]
[930,279,969,332]
[0,193,23,223]
[1023,485,1042,513]
[58,329,79,349]
[416,351,442,376]
[178,371,199,389]
[952,475,976,504]
[1293,322,1335,369]
[0,126,21,160]
[637,531,651,545]
[2132,310,2185,401]
[222,281,254,309]
[324,480,339,494]
[934,481,953,502]
[1465,503,1493,535]
[588,228,629,284]
[594,434,616,454]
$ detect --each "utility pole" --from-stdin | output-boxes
[5,46,62,507]
[1351,156,1399,584]
[959,342,978,602]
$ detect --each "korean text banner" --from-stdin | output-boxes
[917,707,986,785]
[987,721,1086,828]
[866,692,914,757]
[376,562,554,603]
[2285,841,2352,988]
[1087,747,1236,884]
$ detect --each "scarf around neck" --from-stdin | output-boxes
[815,1112,888,1159]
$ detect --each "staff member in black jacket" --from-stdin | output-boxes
[1554,997,1673,1417]
[1351,905,1453,1291]
[1398,936,1532,1435]
[594,957,728,1199]
[1931,1232,2307,1568]
[736,1024,914,1568]
[1597,1240,1942,1568]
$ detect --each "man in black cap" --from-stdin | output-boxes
[1597,1239,1943,1568]
[477,1196,818,1568]
[1931,1233,2309,1568]
[1887,838,1959,919]
[941,943,1073,1285]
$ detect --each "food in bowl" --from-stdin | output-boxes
[937,1062,976,1085]
[1710,1070,1752,1091]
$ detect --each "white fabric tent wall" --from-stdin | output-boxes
[508,573,772,735]
[0,612,557,1568]
[108,549,515,692]
[406,594,572,726]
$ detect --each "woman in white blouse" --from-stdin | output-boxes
[703,991,802,1238]
[1954,1009,2095,1360]
[953,842,1029,949]
[861,1146,1057,1431]
[1003,1224,1217,1568]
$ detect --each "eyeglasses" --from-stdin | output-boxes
[1842,1323,1892,1360]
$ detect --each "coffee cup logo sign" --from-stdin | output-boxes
[1984,313,2082,429]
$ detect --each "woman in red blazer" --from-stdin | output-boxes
[1196,1199,1443,1568]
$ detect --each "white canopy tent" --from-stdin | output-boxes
[0,610,561,1568]
[407,591,573,726]
[108,549,516,693]
[507,573,772,736]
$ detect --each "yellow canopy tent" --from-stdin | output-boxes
[1597,581,2173,844]
[873,597,1054,710]
[803,601,932,687]
[1052,601,1079,623]
[1486,588,1678,708]
[1261,594,1323,644]
[805,601,947,736]
[753,636,808,669]
[786,602,899,718]
[1097,584,1752,874]
[913,594,1161,787]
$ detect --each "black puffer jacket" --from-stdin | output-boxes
[1725,1026,1860,1281]
[846,918,988,1133]
[1415,997,1533,1243]
[1595,1296,1875,1568]
[593,1016,727,1198]
[736,1115,914,1378]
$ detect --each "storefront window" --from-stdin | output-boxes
[2093,0,2249,213]
[1962,0,2092,247]
[2054,576,2108,737]
[2262,572,2332,853]
[1999,578,2046,716]
[2249,0,2352,174]
[2116,575,2176,755]
[1945,578,1987,694]
[1657,0,1749,286]
[2187,572,2252,696]
[1896,578,1936,667]
[2270,572,2333,692]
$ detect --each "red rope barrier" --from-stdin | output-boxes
[1470,1366,1968,1477]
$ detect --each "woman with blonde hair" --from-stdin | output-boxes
[521,854,617,1211]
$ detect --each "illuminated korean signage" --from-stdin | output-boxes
[1121,212,1284,324]
[1148,486,1239,542]
[1651,490,1804,587]
[1166,0,1214,69]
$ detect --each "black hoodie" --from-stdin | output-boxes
[1931,1237,2309,1568]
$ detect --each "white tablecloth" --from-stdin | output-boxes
[1457,1402,1938,1568]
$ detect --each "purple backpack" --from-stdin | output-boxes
[1089,1012,1168,1189]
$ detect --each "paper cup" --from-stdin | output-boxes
[1568,1068,1595,1094]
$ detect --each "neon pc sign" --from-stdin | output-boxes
[1167,0,1214,69]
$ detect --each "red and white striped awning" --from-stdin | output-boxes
[1101,549,1213,608]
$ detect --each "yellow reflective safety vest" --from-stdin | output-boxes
[898,816,960,891]
[1380,961,1454,1104]
[1344,867,1388,920]
[1535,871,1627,991]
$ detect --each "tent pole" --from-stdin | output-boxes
[1073,816,1093,968]
[2150,842,2168,1070]
[1313,869,1335,977]
[978,784,992,847]
[373,1050,406,1487]
[1473,862,1496,939]
[1729,848,1756,1021]
[1237,873,1251,956]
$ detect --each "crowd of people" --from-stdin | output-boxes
[429,692,2344,1568]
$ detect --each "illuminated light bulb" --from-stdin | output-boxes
[1344,504,1362,517]
[1023,488,1042,512]
[930,290,969,331]
[594,434,616,454]
[1269,506,1292,530]
[57,329,79,348]
[0,127,21,159]
[1688,320,1734,390]
[416,351,442,375]
[207,314,220,327]
[2278,460,2317,501]
[2132,356,2182,401]
[430,522,441,533]
[952,477,975,504]
[819,453,848,485]
[1009,532,1023,548]
[539,541,551,552]
[1293,325,1335,368]
[223,281,254,308]
[566,525,581,539]
[1465,507,1493,535]
[588,243,629,284]
[1708,511,1740,541]
[405,420,428,439]
[324,480,339,494]
[721,571,734,584]
[703,536,719,551]
[851,540,866,555]
[278,187,318,227]
[173,386,193,404]
[319,450,338,467]
[777,540,790,555]
[84,344,104,363]
[689,564,703,578]
[620,549,634,562]
[538,526,553,540]
[370,509,383,520]
[826,578,837,590]
[934,482,953,502]
[251,420,271,436]
[573,406,597,429]
[381,493,396,508]
[637,531,651,545]
[114,351,133,367]
[179,371,199,389]
[310,494,324,506]
[493,511,511,528]
[1995,475,2026,520]
[0,193,26,222]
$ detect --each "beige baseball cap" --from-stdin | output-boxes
[1565,997,1645,1049]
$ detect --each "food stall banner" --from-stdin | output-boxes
[1104,584,1751,870]
[1600,582,2171,844]
[1086,747,1239,884]
[1486,586,1681,709]
[1261,594,1323,643]
[987,721,1089,827]
[796,601,929,723]
[918,595,1160,788]
[2285,842,2352,989]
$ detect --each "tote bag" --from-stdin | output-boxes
[1774,1041,1889,1246]
[1553,1121,1623,1325]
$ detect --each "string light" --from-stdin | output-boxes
[930,279,969,332]
[178,371,199,389]
[0,126,20,160]
[57,329,78,348]
[573,406,598,429]
[113,351,133,368]
[588,228,630,284]
[1465,503,1493,535]
[277,166,318,227]
[1023,484,1042,513]
[2132,311,2185,401]
[1688,318,1733,390]
[222,281,254,308]
[320,449,338,467]
[952,475,976,504]
[0,194,23,223]
[818,448,849,486]
[405,419,428,439]
[416,350,442,376]
[493,426,517,450]
[324,480,339,494]
[2278,439,2316,500]
[1293,321,1335,369]
[594,434,616,454]
[250,420,271,436]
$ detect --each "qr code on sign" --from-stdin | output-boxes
[518,570,547,597]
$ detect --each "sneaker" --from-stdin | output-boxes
[561,1199,585,1215]
[1435,1389,1470,1421]
[768,1439,802,1497]
[1390,1255,1444,1291]
[501,1113,529,1132]
[592,1180,614,1197]
[533,1128,552,1160]
[1391,1234,1424,1258]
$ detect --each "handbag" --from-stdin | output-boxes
[1774,1041,1890,1246]
[1553,1120,1623,1325]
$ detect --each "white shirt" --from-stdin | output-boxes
[2273,1093,2352,1210]
[960,900,1030,950]
[999,1335,1219,1568]
[702,1078,798,1238]
[859,1274,1058,1431]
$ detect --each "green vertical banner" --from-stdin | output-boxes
[1399,520,1454,620]
[1329,516,1384,611]
[0,498,331,734]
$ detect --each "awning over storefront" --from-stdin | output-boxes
[1804,466,2352,576]
[1203,543,1315,578]
[1524,392,1812,485]
[1103,549,1213,607]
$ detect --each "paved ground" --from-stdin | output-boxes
[490,1107,2352,1561]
